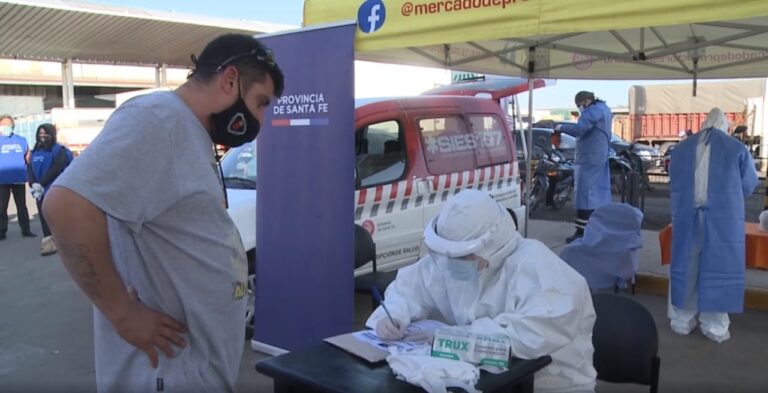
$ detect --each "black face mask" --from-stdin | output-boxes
[210,84,260,148]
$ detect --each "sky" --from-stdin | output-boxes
[91,0,710,109]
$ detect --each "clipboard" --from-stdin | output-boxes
[324,332,389,363]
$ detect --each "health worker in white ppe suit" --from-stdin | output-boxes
[668,108,758,343]
[366,189,597,392]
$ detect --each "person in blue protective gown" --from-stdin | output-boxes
[27,123,71,255]
[667,107,759,343]
[555,91,613,243]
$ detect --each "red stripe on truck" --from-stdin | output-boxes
[404,178,414,197]
[357,188,367,206]
[390,181,399,200]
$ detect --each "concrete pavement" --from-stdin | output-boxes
[2,212,768,392]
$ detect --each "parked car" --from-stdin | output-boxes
[610,133,662,172]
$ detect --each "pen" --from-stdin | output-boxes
[371,286,398,328]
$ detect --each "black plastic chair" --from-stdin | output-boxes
[592,293,661,393]
[353,224,397,308]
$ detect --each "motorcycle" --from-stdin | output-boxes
[529,148,575,212]
[610,146,647,207]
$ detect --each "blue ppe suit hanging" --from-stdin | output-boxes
[0,134,28,184]
[669,128,758,313]
[558,101,612,210]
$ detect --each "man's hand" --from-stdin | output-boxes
[554,124,562,132]
[113,287,188,368]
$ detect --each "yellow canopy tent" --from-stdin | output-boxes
[303,0,768,233]
[304,0,768,80]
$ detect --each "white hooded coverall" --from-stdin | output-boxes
[366,190,597,392]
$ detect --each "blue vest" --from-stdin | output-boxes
[0,134,28,184]
[31,145,56,192]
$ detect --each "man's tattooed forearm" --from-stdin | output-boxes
[60,243,102,300]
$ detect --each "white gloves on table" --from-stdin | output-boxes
[387,346,480,393]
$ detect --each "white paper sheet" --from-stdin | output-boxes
[352,319,448,352]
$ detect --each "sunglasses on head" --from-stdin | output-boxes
[214,48,276,72]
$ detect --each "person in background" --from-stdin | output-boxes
[0,114,36,240]
[368,189,597,392]
[27,123,70,255]
[668,107,759,343]
[555,91,613,243]
[42,34,283,393]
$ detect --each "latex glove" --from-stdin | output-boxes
[30,183,44,200]
[403,328,437,343]
[387,352,480,393]
[376,317,407,341]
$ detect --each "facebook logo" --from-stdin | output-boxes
[357,0,386,34]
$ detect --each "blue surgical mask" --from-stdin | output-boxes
[0,126,12,136]
[446,257,479,281]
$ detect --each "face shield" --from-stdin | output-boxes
[423,202,507,281]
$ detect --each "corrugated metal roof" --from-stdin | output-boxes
[0,0,293,67]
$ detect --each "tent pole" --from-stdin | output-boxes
[524,46,535,238]
[692,59,699,97]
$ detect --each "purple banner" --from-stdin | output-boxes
[255,25,356,351]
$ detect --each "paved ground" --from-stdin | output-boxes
[2,194,768,392]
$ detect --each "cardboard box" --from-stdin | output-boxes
[431,329,511,369]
